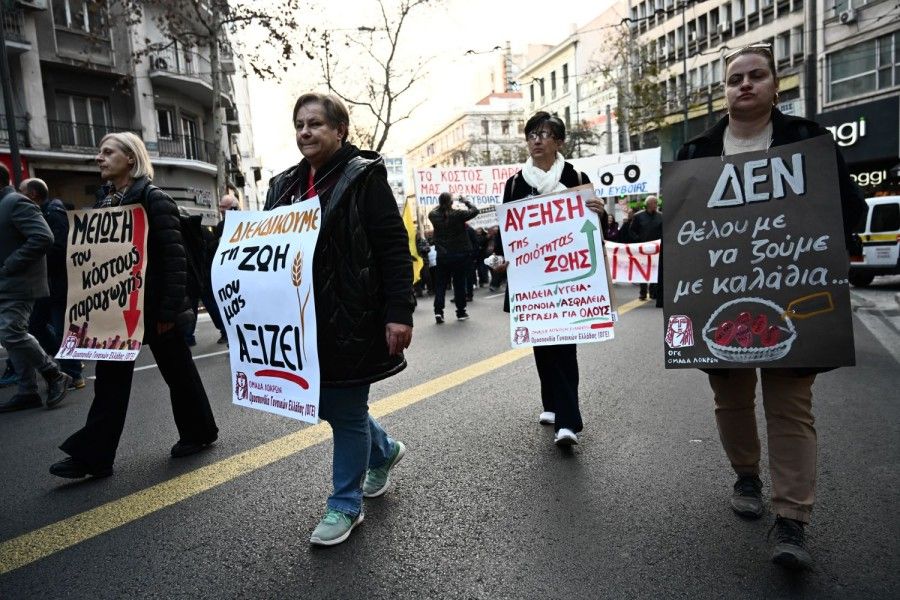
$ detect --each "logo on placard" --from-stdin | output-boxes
[235,371,249,400]
[665,315,695,349]
[62,334,78,355]
[513,326,530,344]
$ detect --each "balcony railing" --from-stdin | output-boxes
[48,120,135,151]
[149,48,213,85]
[0,114,29,147]
[158,134,214,164]
[2,8,27,44]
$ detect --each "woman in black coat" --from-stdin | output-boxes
[264,93,414,546]
[51,132,218,479]
[495,112,604,448]
[676,45,865,571]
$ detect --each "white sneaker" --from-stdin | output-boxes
[554,428,578,446]
[538,411,555,425]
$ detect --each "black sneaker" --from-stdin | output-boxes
[456,310,470,321]
[434,313,444,324]
[49,456,113,479]
[42,372,72,409]
[770,516,813,570]
[731,474,764,518]
[0,393,42,412]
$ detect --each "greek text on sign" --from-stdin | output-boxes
[56,205,148,362]
[661,136,854,369]
[212,200,322,423]
[413,164,519,229]
[497,185,616,347]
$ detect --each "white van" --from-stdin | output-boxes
[849,196,900,287]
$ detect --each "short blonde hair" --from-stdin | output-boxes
[99,132,154,180]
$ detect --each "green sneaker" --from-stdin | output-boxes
[363,440,406,498]
[309,508,363,546]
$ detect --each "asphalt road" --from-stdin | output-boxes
[0,282,898,599]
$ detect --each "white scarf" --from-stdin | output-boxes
[521,152,566,195]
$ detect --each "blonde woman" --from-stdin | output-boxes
[50,132,218,479]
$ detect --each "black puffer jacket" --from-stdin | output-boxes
[109,176,194,340]
[265,145,414,387]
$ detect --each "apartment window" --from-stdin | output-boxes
[517,120,525,134]
[529,83,535,103]
[734,0,745,19]
[501,120,510,135]
[835,0,869,13]
[777,31,791,61]
[700,64,709,86]
[157,108,174,139]
[479,120,488,136]
[828,33,899,101]
[53,0,108,35]
[539,78,545,99]
[55,93,109,147]
[791,26,804,56]
[712,58,722,83]
[564,106,571,128]
[181,116,200,160]
[550,71,557,98]
[562,64,569,93]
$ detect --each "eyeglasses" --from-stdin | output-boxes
[526,131,555,142]
[724,43,772,62]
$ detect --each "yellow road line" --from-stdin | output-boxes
[0,300,641,575]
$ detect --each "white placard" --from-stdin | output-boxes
[212,200,321,423]
[497,185,616,347]
[570,147,662,199]
[413,164,519,229]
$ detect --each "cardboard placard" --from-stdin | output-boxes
[56,205,148,361]
[661,136,854,369]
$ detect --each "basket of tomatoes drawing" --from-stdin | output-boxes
[701,297,796,363]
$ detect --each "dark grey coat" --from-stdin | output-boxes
[0,185,52,300]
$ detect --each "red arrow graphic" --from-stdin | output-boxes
[122,207,145,337]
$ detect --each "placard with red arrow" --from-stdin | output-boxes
[56,204,149,362]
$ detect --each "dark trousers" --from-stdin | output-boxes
[29,297,82,379]
[433,253,469,315]
[186,285,226,340]
[60,331,218,468]
[639,283,658,299]
[533,343,582,433]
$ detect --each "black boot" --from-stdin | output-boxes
[41,367,71,409]
[770,516,813,570]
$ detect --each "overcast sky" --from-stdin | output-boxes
[243,0,616,176]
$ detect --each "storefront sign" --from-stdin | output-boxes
[817,96,899,164]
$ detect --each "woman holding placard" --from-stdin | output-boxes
[264,93,414,546]
[50,132,219,480]
[495,111,603,448]
[676,44,865,570]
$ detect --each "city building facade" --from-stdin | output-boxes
[406,91,525,169]
[0,0,258,221]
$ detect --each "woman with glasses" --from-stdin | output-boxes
[50,132,219,480]
[676,44,865,570]
[494,111,604,448]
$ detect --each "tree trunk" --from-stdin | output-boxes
[210,6,225,202]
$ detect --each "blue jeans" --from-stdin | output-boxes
[318,385,394,517]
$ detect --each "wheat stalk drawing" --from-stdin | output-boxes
[292,250,311,362]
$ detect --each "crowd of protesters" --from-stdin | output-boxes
[0,41,865,571]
